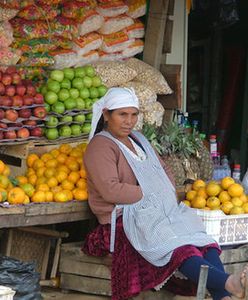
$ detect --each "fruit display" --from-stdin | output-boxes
[0,143,88,205]
[0,67,46,141]
[41,66,107,140]
[183,177,248,215]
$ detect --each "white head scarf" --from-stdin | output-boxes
[88,87,139,140]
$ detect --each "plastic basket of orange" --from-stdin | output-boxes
[183,177,248,246]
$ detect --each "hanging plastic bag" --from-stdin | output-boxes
[242,169,248,194]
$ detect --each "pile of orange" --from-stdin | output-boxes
[19,142,89,204]
[183,177,248,215]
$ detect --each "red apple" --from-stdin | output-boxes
[26,84,36,96]
[5,109,18,122]
[33,107,47,119]
[12,73,22,85]
[0,70,2,81]
[5,66,17,74]
[0,122,7,129]
[0,131,3,140]
[23,120,37,126]
[0,109,5,120]
[2,74,12,86]
[16,84,26,96]
[30,127,43,137]
[18,108,32,119]
[12,95,23,107]
[33,93,44,104]
[0,83,5,95]
[4,130,17,139]
[17,128,30,138]
[23,95,34,106]
[5,85,16,97]
[0,96,12,107]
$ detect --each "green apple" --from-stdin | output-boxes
[82,76,92,88]
[47,79,60,93]
[81,123,91,134]
[45,128,59,140]
[45,116,59,127]
[63,68,75,80]
[79,87,90,99]
[50,70,64,82]
[91,97,99,103]
[89,87,99,99]
[71,124,82,136]
[91,75,102,87]
[60,78,71,89]
[75,97,85,110]
[52,101,65,114]
[45,91,58,105]
[41,85,47,95]
[60,115,73,123]
[86,113,93,121]
[59,125,72,137]
[72,78,84,90]
[58,89,70,102]
[84,65,96,77]
[98,85,108,97]
[44,103,50,112]
[73,114,86,124]
[85,98,93,109]
[74,67,86,78]
[64,98,77,110]
[69,88,80,99]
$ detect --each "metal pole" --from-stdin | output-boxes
[196,265,209,300]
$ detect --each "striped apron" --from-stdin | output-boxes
[98,131,216,267]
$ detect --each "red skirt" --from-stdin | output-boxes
[82,217,220,300]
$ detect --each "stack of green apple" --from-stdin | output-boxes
[41,65,108,140]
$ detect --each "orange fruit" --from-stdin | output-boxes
[196,187,208,199]
[77,157,83,165]
[16,176,28,185]
[231,197,243,207]
[66,158,79,172]
[0,175,10,189]
[35,176,47,186]
[23,194,30,204]
[240,193,248,203]
[51,186,62,194]
[8,187,26,204]
[40,153,53,162]
[79,169,87,179]
[182,200,191,207]
[221,177,235,190]
[206,196,220,209]
[221,201,234,214]
[56,153,68,164]
[219,191,231,203]
[73,188,88,201]
[32,159,45,170]
[27,153,39,168]
[32,191,46,203]
[46,159,58,169]
[36,183,50,192]
[56,171,68,183]
[68,171,80,184]
[63,190,73,201]
[0,160,6,174]
[228,183,244,197]
[54,191,68,202]
[2,165,10,177]
[69,149,82,158]
[26,168,35,177]
[76,178,87,189]
[61,179,74,191]
[45,191,53,202]
[20,183,35,197]
[44,167,56,179]
[47,177,58,188]
[186,190,197,201]
[28,174,37,186]
[191,196,206,209]
[57,165,70,174]
[59,144,72,155]
[36,166,46,177]
[206,182,221,197]
[192,179,206,191]
[50,149,60,158]
[230,206,245,215]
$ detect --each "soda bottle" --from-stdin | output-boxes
[232,164,241,182]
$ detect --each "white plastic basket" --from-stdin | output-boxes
[0,286,15,300]
[196,209,248,246]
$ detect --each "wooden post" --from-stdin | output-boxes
[143,0,169,69]
[196,265,209,300]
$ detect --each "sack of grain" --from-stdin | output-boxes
[133,112,143,131]
[143,102,165,127]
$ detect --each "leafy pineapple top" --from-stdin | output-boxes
[142,121,202,158]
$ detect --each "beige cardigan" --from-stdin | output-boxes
[84,134,175,224]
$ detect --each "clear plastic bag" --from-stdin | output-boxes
[0,21,13,47]
[98,14,134,34]
[73,32,102,56]
[96,1,128,17]
[78,10,104,36]
[242,169,248,194]
[121,39,144,58]
[101,31,134,53]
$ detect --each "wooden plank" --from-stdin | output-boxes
[163,19,173,54]
[18,227,69,238]
[41,240,51,280]
[143,0,169,69]
[220,246,248,264]
[59,258,111,279]
[60,273,111,296]
[224,262,247,274]
[0,143,32,159]
[167,0,175,15]
[0,206,25,215]
[50,238,62,279]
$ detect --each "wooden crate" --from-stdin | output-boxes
[220,245,248,274]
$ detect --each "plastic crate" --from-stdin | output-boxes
[196,209,248,246]
[0,286,15,300]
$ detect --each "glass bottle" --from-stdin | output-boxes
[232,164,241,182]
[209,135,217,160]
[221,155,231,177]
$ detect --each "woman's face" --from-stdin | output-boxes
[103,107,139,139]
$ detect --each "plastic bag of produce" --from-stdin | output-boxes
[78,10,104,36]
[98,14,134,34]
[92,60,137,87]
[50,49,79,69]
[0,7,18,21]
[61,1,90,19]
[125,58,173,95]
[101,31,134,53]
[19,52,54,67]
[126,0,147,19]
[143,102,165,127]
[51,16,79,40]
[96,1,128,17]
[76,50,99,66]
[125,19,145,39]
[122,39,144,58]
[133,111,143,131]
[0,47,21,65]
[0,21,13,47]
[12,38,57,53]
[0,0,34,9]
[73,32,102,56]
[17,4,59,20]
[99,50,124,61]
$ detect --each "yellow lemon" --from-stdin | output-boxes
[206,182,221,197]
[240,193,248,203]
[229,206,245,215]
[206,196,220,209]
[186,190,197,201]
[231,197,243,207]
[242,203,248,213]
[192,179,206,191]
[228,183,244,197]
[182,200,191,207]
[191,196,206,209]
[196,187,208,199]
[221,201,234,214]
[220,177,235,190]
[218,191,231,203]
